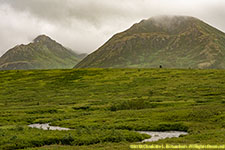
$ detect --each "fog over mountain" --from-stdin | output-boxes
[0,0,225,56]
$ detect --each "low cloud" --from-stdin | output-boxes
[0,0,225,56]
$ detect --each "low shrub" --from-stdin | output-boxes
[0,127,149,149]
[26,109,58,114]
[156,123,188,132]
[72,106,90,110]
[109,99,157,111]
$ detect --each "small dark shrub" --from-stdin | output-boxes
[26,109,58,114]
[156,123,188,132]
[110,99,157,111]
[61,134,74,145]
[72,105,90,110]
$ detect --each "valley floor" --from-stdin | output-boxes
[0,69,225,149]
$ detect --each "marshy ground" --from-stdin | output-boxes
[0,68,225,149]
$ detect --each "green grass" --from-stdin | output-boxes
[0,68,225,149]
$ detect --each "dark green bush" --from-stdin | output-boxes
[0,127,149,150]
[156,123,188,132]
[26,109,58,114]
[110,99,157,111]
[72,106,90,110]
[61,134,74,145]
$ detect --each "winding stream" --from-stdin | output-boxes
[138,131,188,142]
[28,123,70,131]
[28,124,188,142]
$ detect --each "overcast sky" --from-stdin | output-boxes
[0,0,225,56]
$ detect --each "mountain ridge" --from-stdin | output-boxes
[75,16,225,69]
[0,35,87,70]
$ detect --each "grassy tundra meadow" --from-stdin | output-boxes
[0,68,225,149]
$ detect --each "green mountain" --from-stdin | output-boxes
[0,35,86,70]
[75,16,225,69]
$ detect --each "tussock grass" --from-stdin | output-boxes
[0,69,225,149]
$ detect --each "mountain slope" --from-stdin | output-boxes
[75,16,225,69]
[0,35,86,70]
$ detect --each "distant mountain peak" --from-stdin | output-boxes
[0,34,84,70]
[128,15,202,35]
[149,15,198,25]
[75,16,225,69]
[33,34,54,43]
[150,15,196,20]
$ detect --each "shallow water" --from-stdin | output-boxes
[28,123,70,131]
[138,131,188,142]
[28,124,187,142]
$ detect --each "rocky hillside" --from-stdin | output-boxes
[75,16,225,69]
[0,35,86,70]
